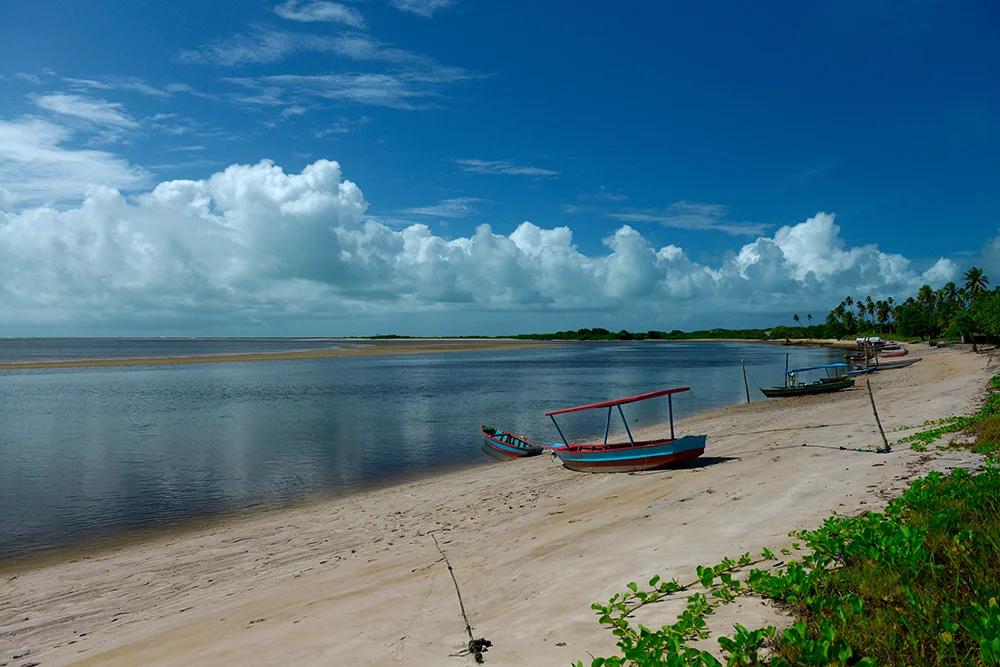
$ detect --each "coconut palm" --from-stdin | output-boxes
[807,314,812,326]
[793,314,800,326]
[963,267,990,298]
[876,300,890,331]
[918,284,935,307]
[843,310,857,333]
[942,282,959,303]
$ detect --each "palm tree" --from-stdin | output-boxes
[918,284,935,307]
[876,300,891,332]
[807,314,812,326]
[865,296,875,322]
[964,267,990,298]
[843,310,857,333]
[943,282,959,303]
[826,312,839,328]
[793,314,800,326]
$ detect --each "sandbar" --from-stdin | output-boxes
[0,339,561,371]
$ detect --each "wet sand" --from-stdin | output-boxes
[0,344,989,666]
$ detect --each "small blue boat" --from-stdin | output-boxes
[481,425,545,458]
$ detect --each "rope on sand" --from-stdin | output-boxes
[430,531,492,663]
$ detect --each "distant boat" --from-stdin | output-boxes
[481,425,545,458]
[760,363,855,398]
[873,357,921,371]
[545,388,706,473]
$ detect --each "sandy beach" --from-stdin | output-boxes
[0,345,990,666]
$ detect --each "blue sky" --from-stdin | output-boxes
[0,1,998,335]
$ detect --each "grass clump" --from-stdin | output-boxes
[578,466,1000,666]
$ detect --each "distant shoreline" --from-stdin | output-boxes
[0,337,860,370]
[0,339,562,370]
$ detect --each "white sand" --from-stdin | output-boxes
[0,345,990,666]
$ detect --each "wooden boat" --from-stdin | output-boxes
[873,357,921,371]
[545,388,706,473]
[878,350,908,358]
[760,363,855,398]
[481,425,545,458]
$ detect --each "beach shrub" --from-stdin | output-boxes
[576,465,1000,667]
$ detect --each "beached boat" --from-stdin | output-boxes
[878,350,908,358]
[873,357,921,371]
[760,363,855,398]
[545,388,706,473]
[481,425,545,458]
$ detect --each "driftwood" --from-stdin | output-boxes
[430,532,492,663]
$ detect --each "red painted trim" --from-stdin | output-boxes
[545,387,690,417]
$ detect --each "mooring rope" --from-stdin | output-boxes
[430,531,492,663]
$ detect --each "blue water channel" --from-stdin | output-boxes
[0,340,842,559]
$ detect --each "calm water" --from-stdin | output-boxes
[0,341,841,559]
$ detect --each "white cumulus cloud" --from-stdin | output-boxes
[0,159,962,334]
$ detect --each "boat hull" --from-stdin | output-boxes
[760,378,855,398]
[481,425,545,458]
[873,358,920,370]
[549,434,706,473]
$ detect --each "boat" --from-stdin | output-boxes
[545,388,706,473]
[481,425,545,458]
[846,366,877,376]
[878,350,908,358]
[873,357,921,371]
[759,363,856,398]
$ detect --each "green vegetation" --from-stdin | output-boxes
[895,375,1000,453]
[511,326,830,342]
[576,379,1000,667]
[508,266,1000,343]
[578,466,1000,667]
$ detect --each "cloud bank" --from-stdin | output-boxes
[0,159,958,334]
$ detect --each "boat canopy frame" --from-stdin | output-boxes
[545,387,691,447]
[784,362,849,387]
[785,362,849,375]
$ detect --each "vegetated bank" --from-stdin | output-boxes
[577,373,1000,667]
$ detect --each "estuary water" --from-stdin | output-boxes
[0,340,842,559]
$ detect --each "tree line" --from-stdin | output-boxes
[513,267,998,342]
[821,267,992,340]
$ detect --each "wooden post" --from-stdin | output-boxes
[742,359,751,404]
[784,353,789,388]
[866,378,890,452]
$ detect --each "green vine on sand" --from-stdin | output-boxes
[577,466,1000,667]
